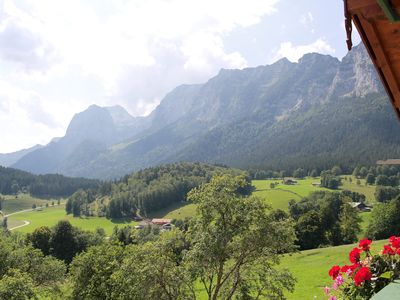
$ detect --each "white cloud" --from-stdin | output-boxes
[300,12,314,25]
[0,0,280,152]
[271,38,335,63]
[0,78,92,152]
[0,1,59,72]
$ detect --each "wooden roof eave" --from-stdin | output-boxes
[345,0,400,119]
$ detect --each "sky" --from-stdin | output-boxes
[0,0,360,153]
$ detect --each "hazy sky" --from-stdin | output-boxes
[0,0,360,153]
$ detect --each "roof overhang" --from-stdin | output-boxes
[345,0,400,119]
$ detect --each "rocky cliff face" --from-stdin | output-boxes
[328,43,382,99]
[10,43,400,178]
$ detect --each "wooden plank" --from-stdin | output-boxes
[347,0,377,12]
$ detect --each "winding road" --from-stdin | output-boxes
[9,220,30,230]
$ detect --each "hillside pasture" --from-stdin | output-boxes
[148,201,197,220]
[252,178,328,210]
[8,205,137,235]
[340,176,376,204]
[148,178,331,218]
[1,193,50,214]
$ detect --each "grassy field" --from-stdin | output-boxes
[8,205,137,235]
[252,178,328,211]
[148,201,197,220]
[150,176,377,220]
[1,194,52,214]
[340,176,376,204]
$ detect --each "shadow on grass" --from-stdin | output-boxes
[109,218,135,224]
[146,201,192,219]
[75,216,135,225]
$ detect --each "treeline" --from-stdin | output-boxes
[66,162,249,218]
[353,165,400,186]
[248,165,343,180]
[287,190,363,250]
[0,220,105,299]
[0,166,100,198]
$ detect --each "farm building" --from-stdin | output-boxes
[282,177,297,185]
[376,159,400,165]
[349,202,371,212]
[151,218,172,225]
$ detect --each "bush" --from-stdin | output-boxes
[374,186,400,203]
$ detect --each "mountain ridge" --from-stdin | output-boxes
[9,43,400,179]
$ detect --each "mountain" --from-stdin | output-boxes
[0,144,43,167]
[12,105,149,175]
[10,43,400,179]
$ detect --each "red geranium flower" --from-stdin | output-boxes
[341,264,359,275]
[349,247,361,263]
[389,236,400,249]
[329,265,341,279]
[383,244,395,255]
[353,267,372,286]
[359,239,372,251]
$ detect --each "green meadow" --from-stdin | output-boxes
[340,176,376,204]
[8,205,137,235]
[151,202,197,220]
[1,193,51,214]
[154,176,377,221]
[252,178,328,210]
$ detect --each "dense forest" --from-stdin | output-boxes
[0,166,100,198]
[66,162,249,218]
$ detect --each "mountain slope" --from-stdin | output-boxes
[0,144,43,167]
[11,43,400,179]
[12,105,148,175]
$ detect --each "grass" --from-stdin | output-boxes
[340,176,376,204]
[146,176,376,220]
[281,239,387,299]
[7,205,137,235]
[252,178,328,211]
[360,211,372,237]
[147,202,197,220]
[1,194,51,214]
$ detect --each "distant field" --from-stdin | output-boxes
[148,177,375,219]
[148,202,197,220]
[8,205,137,235]
[252,178,328,211]
[1,194,51,214]
[282,239,387,299]
[340,176,376,204]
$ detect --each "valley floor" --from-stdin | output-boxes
[7,205,138,235]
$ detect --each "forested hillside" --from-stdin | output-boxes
[0,166,100,198]
[66,162,248,218]
[8,43,400,179]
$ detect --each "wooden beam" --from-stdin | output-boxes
[347,0,378,12]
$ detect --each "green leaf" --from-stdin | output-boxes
[379,271,394,279]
